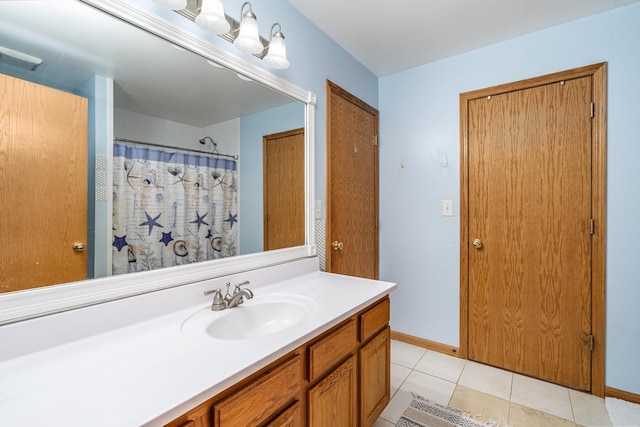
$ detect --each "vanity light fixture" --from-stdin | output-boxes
[263,23,289,70]
[195,0,230,34]
[168,0,291,69]
[233,2,263,55]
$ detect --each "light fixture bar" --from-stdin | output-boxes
[176,0,268,58]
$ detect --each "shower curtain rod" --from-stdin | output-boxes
[114,137,239,160]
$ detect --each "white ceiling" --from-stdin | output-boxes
[287,0,640,76]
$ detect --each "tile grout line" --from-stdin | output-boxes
[390,362,410,400]
[447,358,467,407]
[380,360,416,425]
[506,372,514,425]
[567,388,577,424]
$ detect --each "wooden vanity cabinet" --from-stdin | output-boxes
[307,297,391,427]
[165,296,390,427]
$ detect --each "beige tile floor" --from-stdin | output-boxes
[374,340,613,427]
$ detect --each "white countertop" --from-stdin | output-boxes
[0,271,396,426]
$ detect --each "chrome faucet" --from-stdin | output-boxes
[204,280,253,311]
[227,287,253,308]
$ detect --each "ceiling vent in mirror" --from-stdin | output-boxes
[0,46,43,71]
[156,0,289,69]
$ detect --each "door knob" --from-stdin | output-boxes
[72,241,87,252]
[332,240,344,251]
[472,239,483,249]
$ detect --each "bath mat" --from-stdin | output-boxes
[396,394,498,427]
[606,397,640,426]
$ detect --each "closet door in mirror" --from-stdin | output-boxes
[0,73,88,292]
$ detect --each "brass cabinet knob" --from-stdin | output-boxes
[472,239,483,249]
[72,241,87,252]
[332,240,344,251]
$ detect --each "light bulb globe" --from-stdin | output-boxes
[264,33,289,69]
[234,12,263,54]
[195,0,230,34]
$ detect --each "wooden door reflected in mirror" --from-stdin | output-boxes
[263,128,305,251]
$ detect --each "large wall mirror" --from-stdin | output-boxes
[0,0,316,324]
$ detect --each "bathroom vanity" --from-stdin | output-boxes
[0,258,396,426]
[167,294,390,427]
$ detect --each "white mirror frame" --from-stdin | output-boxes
[0,0,316,326]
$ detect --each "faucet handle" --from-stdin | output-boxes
[204,288,227,311]
[224,282,233,302]
[234,280,253,298]
[234,280,251,292]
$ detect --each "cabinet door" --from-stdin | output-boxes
[359,327,390,427]
[308,355,357,427]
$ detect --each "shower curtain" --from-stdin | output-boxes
[112,143,238,275]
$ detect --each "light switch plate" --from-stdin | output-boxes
[315,199,322,219]
[442,200,453,216]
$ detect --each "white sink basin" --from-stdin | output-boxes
[181,293,317,340]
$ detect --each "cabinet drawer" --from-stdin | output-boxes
[214,356,301,427]
[360,297,390,342]
[308,319,357,382]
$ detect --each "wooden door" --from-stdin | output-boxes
[327,81,379,279]
[308,356,357,427]
[263,128,305,251]
[461,64,607,393]
[0,73,88,293]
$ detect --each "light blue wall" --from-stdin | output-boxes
[76,75,113,279]
[379,3,640,394]
[239,102,305,254]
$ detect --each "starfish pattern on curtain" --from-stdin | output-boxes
[112,143,238,275]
